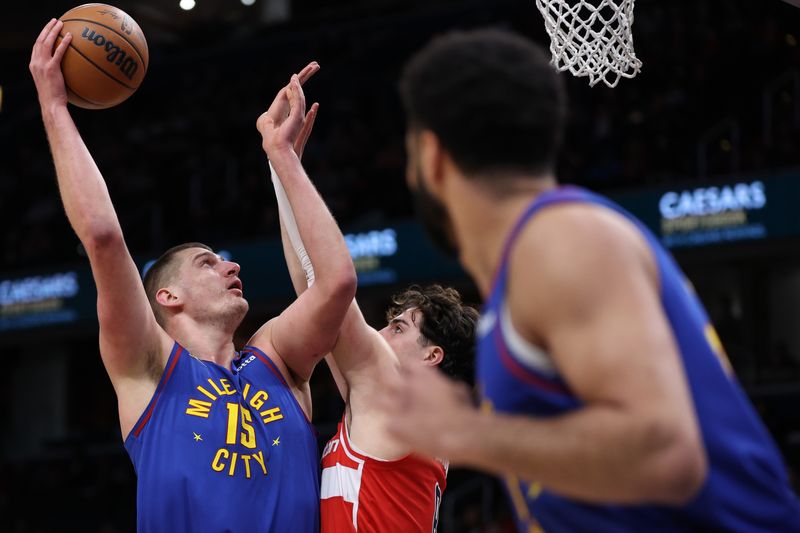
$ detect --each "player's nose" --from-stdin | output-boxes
[223,261,240,276]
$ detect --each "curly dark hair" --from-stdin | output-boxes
[386,284,479,381]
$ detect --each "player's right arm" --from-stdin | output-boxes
[30,20,171,436]
[272,102,399,404]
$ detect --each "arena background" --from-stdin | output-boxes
[2,0,800,530]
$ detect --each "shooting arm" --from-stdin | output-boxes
[31,21,168,390]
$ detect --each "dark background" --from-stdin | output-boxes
[2,0,800,531]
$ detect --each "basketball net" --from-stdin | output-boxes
[535,0,642,87]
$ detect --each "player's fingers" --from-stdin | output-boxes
[294,103,319,158]
[286,75,306,123]
[297,61,320,85]
[43,20,64,53]
[35,19,58,46]
[256,110,273,132]
[263,86,289,121]
[52,32,72,63]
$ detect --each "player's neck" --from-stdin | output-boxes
[450,175,556,297]
[168,318,238,367]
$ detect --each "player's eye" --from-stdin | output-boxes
[393,325,402,334]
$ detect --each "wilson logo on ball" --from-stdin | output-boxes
[79,27,138,80]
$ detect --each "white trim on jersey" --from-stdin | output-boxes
[321,463,362,504]
[331,422,365,530]
[500,302,556,375]
[343,416,393,462]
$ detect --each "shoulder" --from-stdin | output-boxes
[245,319,300,386]
[511,202,655,289]
[506,202,658,335]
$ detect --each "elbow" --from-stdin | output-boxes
[643,421,708,505]
[325,265,357,303]
[83,224,124,255]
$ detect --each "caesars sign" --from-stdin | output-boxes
[657,181,767,247]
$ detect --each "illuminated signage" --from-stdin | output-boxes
[345,229,398,259]
[613,175,800,249]
[658,182,766,219]
[0,222,463,337]
[345,229,400,286]
[0,272,81,331]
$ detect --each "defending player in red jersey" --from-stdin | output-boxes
[315,285,475,532]
[270,105,478,531]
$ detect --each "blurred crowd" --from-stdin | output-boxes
[1,0,800,271]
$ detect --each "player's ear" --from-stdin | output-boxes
[424,345,444,367]
[156,287,181,310]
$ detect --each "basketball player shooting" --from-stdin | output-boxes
[29,20,355,532]
[269,95,479,531]
[381,29,800,531]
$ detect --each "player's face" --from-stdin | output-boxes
[405,131,460,258]
[175,248,249,325]
[379,308,435,367]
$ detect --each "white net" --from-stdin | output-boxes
[535,0,642,88]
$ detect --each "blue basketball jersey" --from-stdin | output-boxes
[125,341,320,533]
[477,186,800,532]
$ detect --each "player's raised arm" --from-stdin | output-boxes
[29,21,170,408]
[271,94,398,401]
[250,74,357,382]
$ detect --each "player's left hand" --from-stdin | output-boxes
[257,64,319,161]
[379,362,478,463]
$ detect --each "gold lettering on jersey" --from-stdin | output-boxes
[259,406,284,424]
[196,385,217,401]
[185,399,212,418]
[185,377,287,479]
[211,448,268,478]
[208,377,236,397]
[185,379,283,425]
[250,390,270,410]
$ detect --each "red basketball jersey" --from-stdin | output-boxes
[320,414,447,532]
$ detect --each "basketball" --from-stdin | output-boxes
[56,3,148,109]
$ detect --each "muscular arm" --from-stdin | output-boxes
[250,75,357,382]
[388,205,706,505]
[273,134,397,403]
[277,209,349,399]
[30,21,170,436]
[457,207,706,504]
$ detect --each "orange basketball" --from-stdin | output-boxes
[56,3,149,109]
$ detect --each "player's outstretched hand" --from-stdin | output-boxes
[257,63,320,161]
[379,362,478,463]
[29,18,72,110]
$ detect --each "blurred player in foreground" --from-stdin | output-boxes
[271,101,479,531]
[30,19,353,531]
[382,28,800,531]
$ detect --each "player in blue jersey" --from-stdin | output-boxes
[380,29,800,531]
[30,20,355,532]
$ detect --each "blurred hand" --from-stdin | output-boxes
[29,19,72,110]
[378,362,478,463]
[257,62,320,161]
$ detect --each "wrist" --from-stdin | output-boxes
[40,101,70,123]
[268,148,303,177]
[267,144,299,164]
